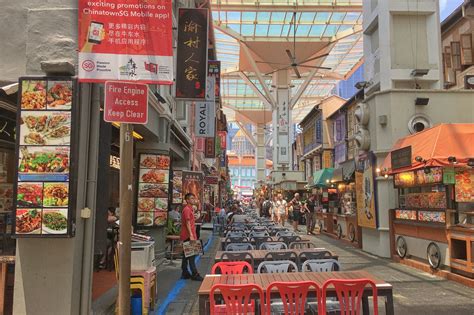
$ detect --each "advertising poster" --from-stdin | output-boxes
[208,61,221,98]
[137,154,170,226]
[15,78,78,237]
[172,170,183,204]
[194,102,215,137]
[176,8,208,100]
[78,0,173,84]
[182,171,204,212]
[355,156,377,229]
[455,169,474,202]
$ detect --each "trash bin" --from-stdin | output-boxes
[131,294,142,315]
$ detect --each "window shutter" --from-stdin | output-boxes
[451,41,462,70]
[460,34,473,65]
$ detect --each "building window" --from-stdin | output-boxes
[451,41,462,70]
[461,34,473,66]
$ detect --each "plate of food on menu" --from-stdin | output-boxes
[43,183,69,207]
[138,184,168,198]
[137,212,153,226]
[18,146,69,175]
[154,211,167,226]
[140,155,157,168]
[137,198,155,212]
[140,169,168,183]
[17,182,43,207]
[21,111,71,145]
[21,81,47,110]
[47,81,73,110]
[42,210,68,234]
[16,209,42,234]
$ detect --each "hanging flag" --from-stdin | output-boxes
[195,102,215,137]
[78,0,173,84]
[176,8,208,100]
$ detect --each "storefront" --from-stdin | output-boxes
[383,124,474,279]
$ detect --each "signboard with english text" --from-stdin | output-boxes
[104,81,148,124]
[194,102,215,137]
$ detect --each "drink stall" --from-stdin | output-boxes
[383,124,474,279]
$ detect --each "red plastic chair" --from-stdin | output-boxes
[321,279,378,315]
[266,281,320,315]
[210,283,264,314]
[211,261,254,275]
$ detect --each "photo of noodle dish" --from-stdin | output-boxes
[20,111,71,145]
[43,183,69,207]
[16,209,42,234]
[137,212,153,226]
[47,81,73,110]
[42,209,68,234]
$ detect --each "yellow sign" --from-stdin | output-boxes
[355,160,377,229]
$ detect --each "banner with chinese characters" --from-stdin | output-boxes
[14,77,79,237]
[194,102,215,137]
[355,155,377,229]
[205,137,216,158]
[182,171,204,211]
[78,0,173,84]
[136,154,170,227]
[277,88,290,164]
[217,131,227,150]
[208,61,221,98]
[176,8,208,100]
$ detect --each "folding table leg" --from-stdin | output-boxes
[362,296,369,315]
[385,291,395,315]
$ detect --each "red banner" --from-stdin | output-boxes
[78,0,173,84]
[104,81,148,124]
[218,131,227,149]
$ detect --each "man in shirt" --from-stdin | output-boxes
[289,193,302,232]
[304,194,317,235]
[180,193,203,281]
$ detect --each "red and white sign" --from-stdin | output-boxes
[78,0,173,84]
[104,81,148,124]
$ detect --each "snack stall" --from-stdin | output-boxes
[383,124,474,278]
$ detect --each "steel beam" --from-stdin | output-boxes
[235,121,257,147]
[237,71,272,109]
[210,2,362,12]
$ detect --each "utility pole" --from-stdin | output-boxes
[118,123,134,314]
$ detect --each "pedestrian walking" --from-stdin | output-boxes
[303,194,317,235]
[274,193,288,226]
[180,193,203,281]
[289,193,302,232]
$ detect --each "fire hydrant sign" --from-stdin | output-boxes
[104,81,148,124]
[78,0,173,84]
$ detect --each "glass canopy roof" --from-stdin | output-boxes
[211,0,363,123]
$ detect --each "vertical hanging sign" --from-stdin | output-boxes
[78,0,173,84]
[277,88,290,164]
[194,102,215,137]
[208,61,221,99]
[176,8,209,100]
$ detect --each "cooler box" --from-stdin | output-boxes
[131,241,155,271]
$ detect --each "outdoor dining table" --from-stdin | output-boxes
[215,248,338,266]
[197,270,394,315]
[220,236,310,250]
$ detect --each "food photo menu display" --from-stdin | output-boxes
[14,78,77,237]
[137,154,170,227]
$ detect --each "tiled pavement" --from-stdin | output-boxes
[157,226,474,315]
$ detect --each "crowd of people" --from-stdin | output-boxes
[259,193,323,235]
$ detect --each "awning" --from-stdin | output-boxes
[341,160,356,181]
[382,124,474,173]
[312,168,334,187]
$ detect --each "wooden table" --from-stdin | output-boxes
[198,270,394,315]
[215,248,338,266]
[220,236,310,250]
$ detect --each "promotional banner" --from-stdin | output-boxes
[356,156,377,229]
[195,102,215,137]
[176,8,208,100]
[15,77,79,237]
[277,88,290,164]
[78,0,173,84]
[208,61,221,98]
[104,81,148,124]
[136,154,170,227]
[217,131,227,149]
[182,171,204,211]
[205,137,215,158]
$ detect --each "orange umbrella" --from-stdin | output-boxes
[381,124,474,173]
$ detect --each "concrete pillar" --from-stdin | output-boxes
[271,70,291,170]
[255,123,266,185]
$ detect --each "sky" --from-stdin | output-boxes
[439,0,464,21]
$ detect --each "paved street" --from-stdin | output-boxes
[156,228,474,315]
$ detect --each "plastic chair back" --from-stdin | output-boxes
[266,281,320,315]
[225,243,254,251]
[226,231,246,238]
[251,236,272,249]
[259,241,288,250]
[278,235,302,246]
[211,261,254,275]
[220,252,255,267]
[264,251,298,262]
[276,231,296,237]
[249,231,270,238]
[301,259,341,272]
[298,250,333,262]
[322,279,378,315]
[289,241,316,249]
[257,260,298,273]
[210,284,264,315]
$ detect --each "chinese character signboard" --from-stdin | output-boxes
[277,89,290,164]
[136,154,170,227]
[182,171,204,211]
[176,8,208,100]
[14,77,79,237]
[205,137,216,158]
[218,131,227,150]
[104,81,148,124]
[195,102,215,137]
[78,0,173,84]
[208,61,221,98]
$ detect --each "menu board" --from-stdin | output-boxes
[394,167,443,188]
[405,192,447,209]
[14,78,77,237]
[172,170,183,204]
[455,169,474,202]
[137,154,170,227]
